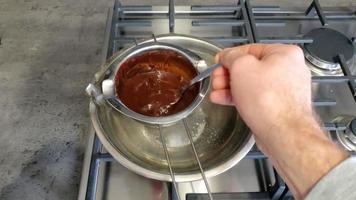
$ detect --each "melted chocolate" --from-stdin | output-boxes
[115,49,199,117]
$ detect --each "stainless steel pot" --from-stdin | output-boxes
[87,34,255,182]
[98,41,210,125]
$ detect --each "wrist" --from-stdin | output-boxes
[255,113,349,199]
[287,126,349,199]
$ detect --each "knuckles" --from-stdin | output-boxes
[284,45,305,60]
[233,54,258,66]
[230,54,259,74]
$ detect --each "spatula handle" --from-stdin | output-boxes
[190,63,221,86]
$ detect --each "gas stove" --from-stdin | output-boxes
[78,1,356,200]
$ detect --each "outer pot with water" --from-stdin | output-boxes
[86,34,255,182]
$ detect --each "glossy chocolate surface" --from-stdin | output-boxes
[115,49,199,117]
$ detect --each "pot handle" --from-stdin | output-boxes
[85,84,105,105]
[102,79,115,97]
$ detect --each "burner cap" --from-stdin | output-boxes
[303,28,354,71]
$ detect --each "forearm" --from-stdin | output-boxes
[211,44,351,199]
[258,115,349,199]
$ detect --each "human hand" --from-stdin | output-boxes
[211,44,312,139]
[211,44,348,199]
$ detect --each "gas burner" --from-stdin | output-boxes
[303,27,354,75]
[337,118,356,152]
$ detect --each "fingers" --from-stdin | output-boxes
[212,66,229,77]
[218,48,258,69]
[211,43,298,106]
[209,89,234,106]
[212,75,229,90]
[215,53,220,63]
[216,44,288,69]
[227,44,274,59]
[210,62,232,105]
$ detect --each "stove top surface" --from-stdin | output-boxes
[79,1,356,200]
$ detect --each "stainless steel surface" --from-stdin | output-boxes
[305,51,344,75]
[89,34,255,182]
[176,159,276,197]
[97,41,210,125]
[96,158,169,200]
